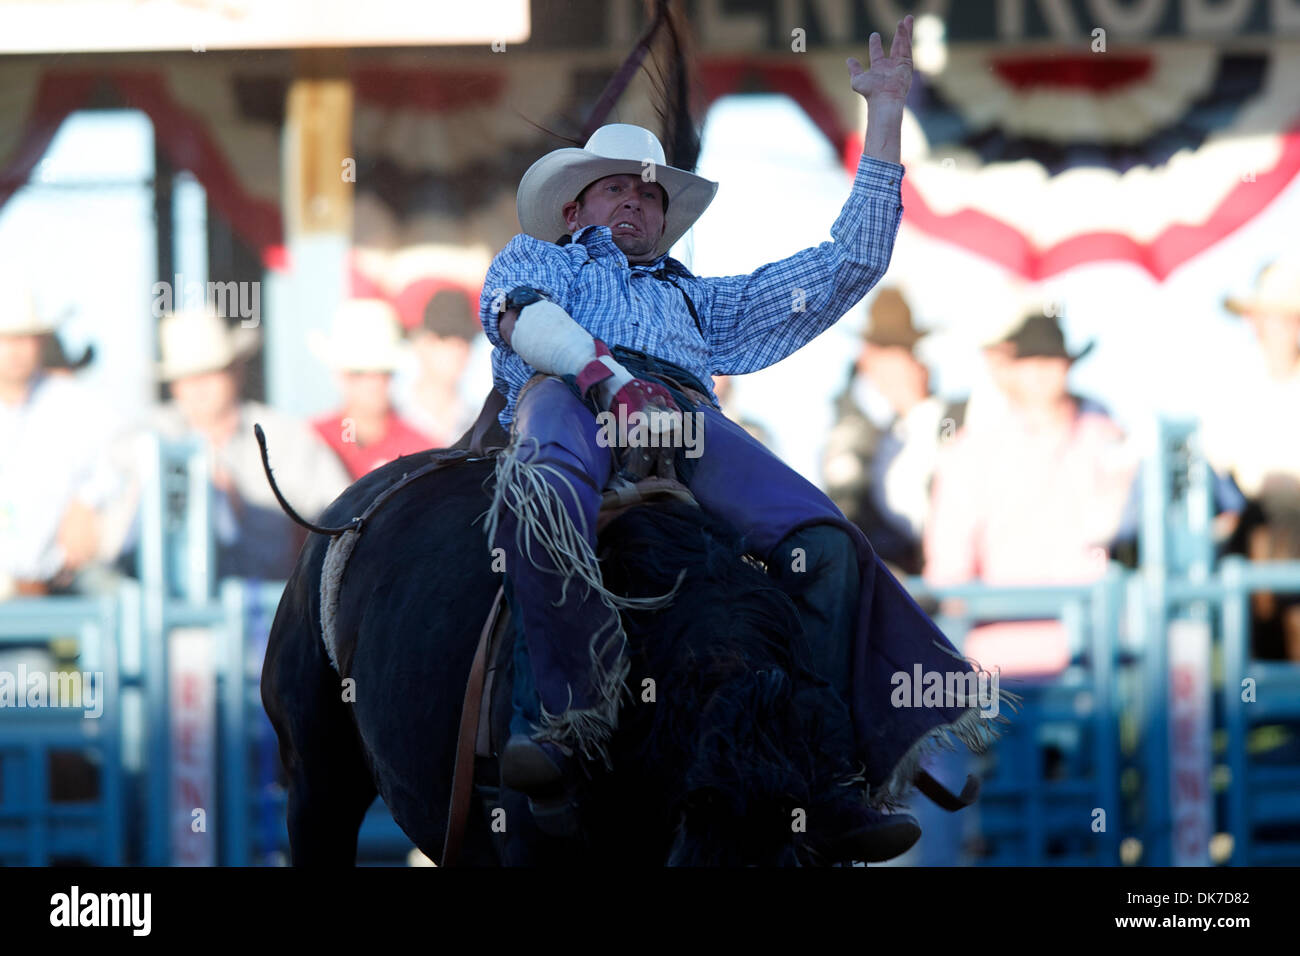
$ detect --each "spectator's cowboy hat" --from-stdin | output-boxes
[1225,253,1300,316]
[1004,311,1094,362]
[862,288,924,350]
[516,123,719,261]
[157,308,259,382]
[0,278,92,367]
[309,299,408,372]
[0,283,61,336]
[419,288,480,343]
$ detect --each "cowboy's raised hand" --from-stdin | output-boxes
[847,15,913,106]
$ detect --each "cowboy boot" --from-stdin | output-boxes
[500,734,585,839]
[498,591,589,838]
[813,794,922,864]
[500,585,574,794]
[495,517,625,803]
[500,734,570,794]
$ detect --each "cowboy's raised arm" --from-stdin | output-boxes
[696,17,912,375]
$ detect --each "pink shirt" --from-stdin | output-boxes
[312,412,435,482]
[924,406,1137,675]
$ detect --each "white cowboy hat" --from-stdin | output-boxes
[309,299,408,372]
[0,281,59,336]
[157,308,259,382]
[1225,252,1300,316]
[516,123,718,261]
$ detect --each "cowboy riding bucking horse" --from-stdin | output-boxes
[482,14,1003,864]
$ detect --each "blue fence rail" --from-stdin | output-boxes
[901,572,1127,865]
[0,594,123,865]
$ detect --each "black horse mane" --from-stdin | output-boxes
[596,502,847,865]
[519,0,702,174]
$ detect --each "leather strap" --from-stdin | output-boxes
[440,584,506,867]
[914,768,981,812]
[576,339,617,397]
[595,477,698,534]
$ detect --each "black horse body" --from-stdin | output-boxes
[262,451,857,866]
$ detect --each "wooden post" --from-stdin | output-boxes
[285,50,353,239]
[268,49,355,416]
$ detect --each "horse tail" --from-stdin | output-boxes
[254,423,360,537]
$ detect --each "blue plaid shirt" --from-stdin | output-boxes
[479,154,905,429]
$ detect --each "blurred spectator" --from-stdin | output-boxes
[147,308,349,580]
[0,283,124,600]
[925,311,1138,676]
[966,308,1113,434]
[822,289,955,575]
[711,373,775,449]
[1205,253,1300,660]
[398,288,478,447]
[311,299,434,480]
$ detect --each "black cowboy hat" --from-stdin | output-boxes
[420,288,480,342]
[1004,312,1094,363]
[862,288,924,351]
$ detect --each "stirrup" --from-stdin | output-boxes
[500,734,568,795]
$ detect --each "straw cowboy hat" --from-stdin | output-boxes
[0,281,60,336]
[516,123,718,261]
[1225,252,1300,316]
[157,308,259,382]
[309,299,408,372]
[861,288,924,350]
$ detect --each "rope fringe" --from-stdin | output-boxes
[483,437,682,612]
[483,437,683,763]
[864,641,1021,810]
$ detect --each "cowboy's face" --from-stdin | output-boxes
[1009,355,1070,409]
[411,330,472,382]
[562,174,667,264]
[982,342,1018,398]
[0,334,42,390]
[338,369,392,418]
[857,343,929,411]
[1245,309,1300,357]
[169,366,239,427]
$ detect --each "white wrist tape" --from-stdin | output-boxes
[511,299,634,395]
